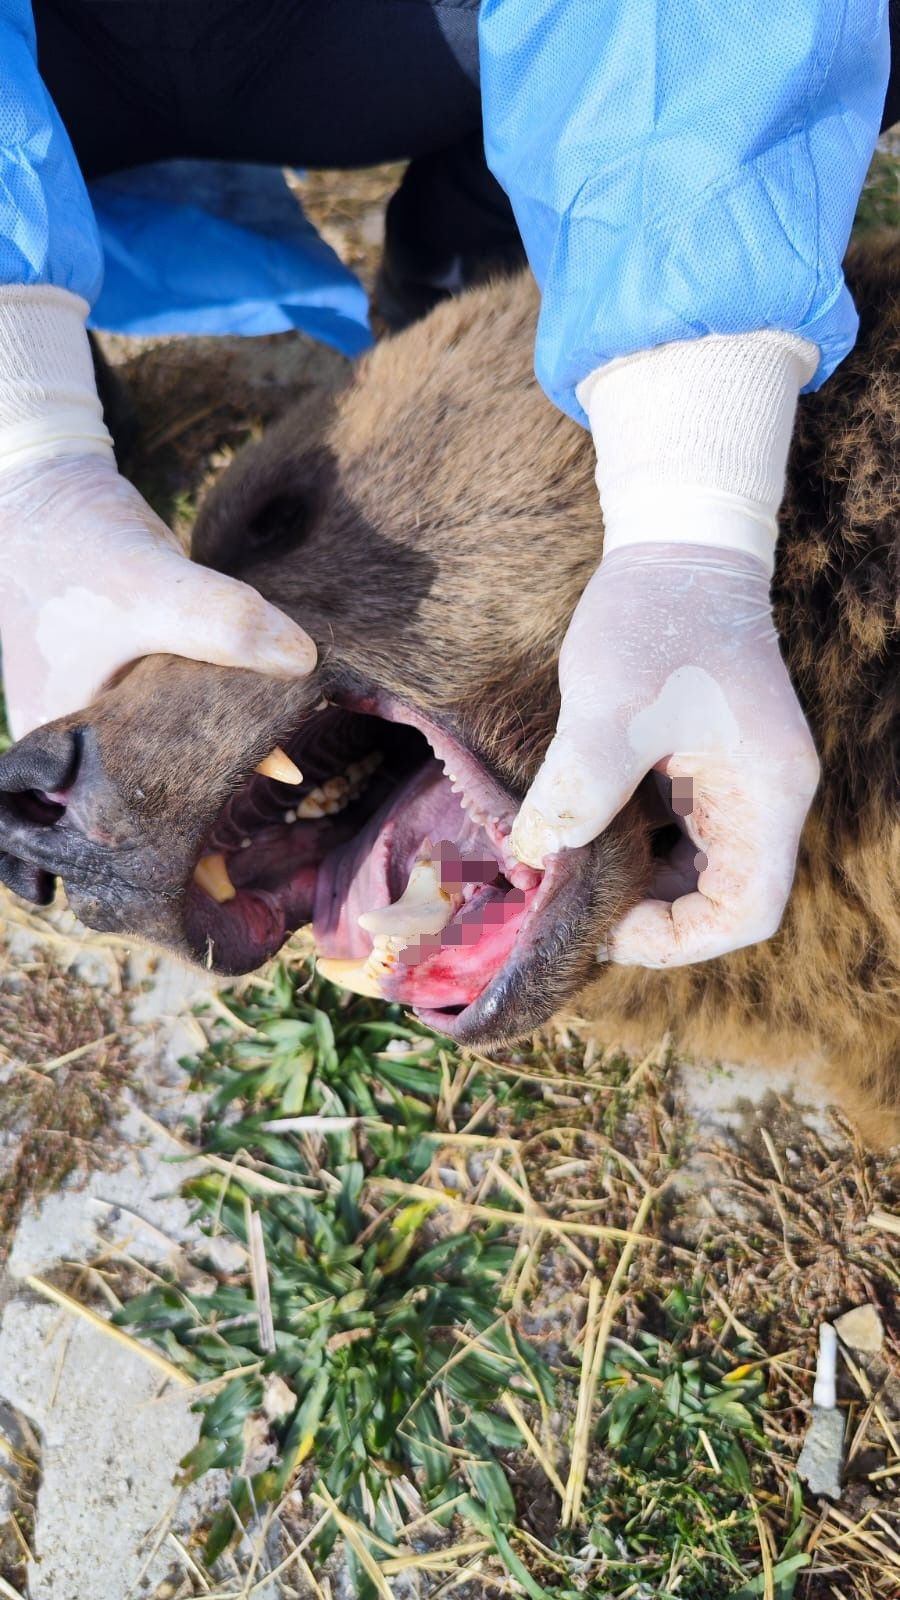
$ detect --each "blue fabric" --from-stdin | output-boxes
[86,163,372,354]
[0,6,371,356]
[0,0,102,301]
[0,1,892,396]
[480,1,891,421]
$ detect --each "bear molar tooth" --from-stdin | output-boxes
[296,792,326,818]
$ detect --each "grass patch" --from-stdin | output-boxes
[0,1404,41,1598]
[115,970,558,1590]
[103,964,898,1598]
[578,1288,806,1599]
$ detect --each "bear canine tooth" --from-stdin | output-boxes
[316,957,384,1000]
[255,746,303,785]
[358,852,463,974]
[193,853,236,903]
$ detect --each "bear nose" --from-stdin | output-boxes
[0,724,81,802]
[0,726,82,901]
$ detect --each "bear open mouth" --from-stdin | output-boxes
[184,689,596,1041]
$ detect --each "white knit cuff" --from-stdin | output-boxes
[576,330,818,577]
[0,284,114,474]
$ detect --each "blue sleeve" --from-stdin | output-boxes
[479,1,891,423]
[0,0,102,300]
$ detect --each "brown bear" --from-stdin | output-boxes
[0,239,896,1142]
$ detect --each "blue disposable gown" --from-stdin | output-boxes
[0,0,891,415]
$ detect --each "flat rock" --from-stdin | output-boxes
[834,1304,885,1354]
[797,1407,845,1500]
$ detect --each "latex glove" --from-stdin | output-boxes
[511,328,822,967]
[0,453,317,740]
[511,542,820,965]
[0,285,315,741]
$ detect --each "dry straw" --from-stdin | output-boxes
[561,1182,661,1527]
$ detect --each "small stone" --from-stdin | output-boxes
[797,1407,844,1499]
[239,1412,277,1478]
[834,1304,884,1354]
[262,1373,296,1422]
[199,1235,247,1273]
[181,1267,218,1297]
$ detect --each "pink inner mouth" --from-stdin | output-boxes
[183,700,543,1015]
[311,759,540,1008]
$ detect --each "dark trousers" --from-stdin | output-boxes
[886,0,900,132]
[32,0,524,308]
[31,0,900,297]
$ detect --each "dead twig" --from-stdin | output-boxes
[244,1200,276,1355]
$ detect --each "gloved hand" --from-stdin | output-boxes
[0,452,317,740]
[0,284,315,742]
[510,542,820,965]
[511,326,822,968]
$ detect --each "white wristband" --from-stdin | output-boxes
[0,284,114,474]
[576,329,818,579]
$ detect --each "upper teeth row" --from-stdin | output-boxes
[284,751,383,822]
[443,761,496,833]
[443,761,530,885]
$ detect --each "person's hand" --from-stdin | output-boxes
[510,542,820,966]
[0,452,317,740]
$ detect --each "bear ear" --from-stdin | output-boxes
[192,464,319,574]
[190,389,340,576]
[243,490,310,553]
